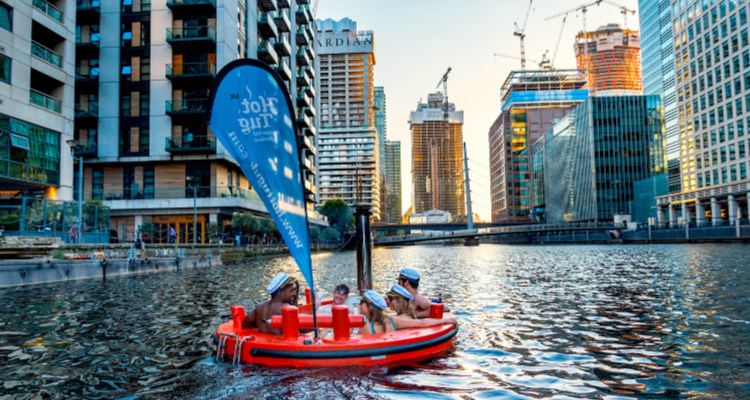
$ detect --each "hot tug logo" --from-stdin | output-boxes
[225,85,306,249]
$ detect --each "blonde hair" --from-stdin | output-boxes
[365,304,388,333]
[391,297,416,319]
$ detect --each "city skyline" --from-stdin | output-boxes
[316,0,640,221]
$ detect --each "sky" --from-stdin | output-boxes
[316,0,641,222]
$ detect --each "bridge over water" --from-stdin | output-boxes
[373,222,624,246]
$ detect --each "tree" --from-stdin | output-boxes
[309,225,321,240]
[320,227,340,241]
[232,212,259,237]
[318,199,353,236]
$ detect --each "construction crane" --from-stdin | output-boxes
[436,67,452,119]
[494,53,550,70]
[546,1,602,79]
[312,0,319,18]
[513,0,534,70]
[602,0,636,28]
[549,14,568,69]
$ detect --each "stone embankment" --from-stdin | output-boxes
[0,237,340,288]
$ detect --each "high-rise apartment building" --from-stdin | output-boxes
[575,24,643,96]
[639,0,680,194]
[543,96,667,223]
[315,18,379,217]
[66,0,317,243]
[374,86,386,220]
[384,140,401,223]
[409,92,464,216]
[656,0,750,227]
[0,0,76,201]
[488,69,587,223]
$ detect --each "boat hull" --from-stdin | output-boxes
[215,319,458,367]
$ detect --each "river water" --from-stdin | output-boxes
[1,244,749,399]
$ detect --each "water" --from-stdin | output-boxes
[1,244,750,399]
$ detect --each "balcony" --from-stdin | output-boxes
[296,70,310,87]
[274,58,292,80]
[71,139,97,158]
[305,85,315,98]
[165,135,216,154]
[296,30,309,46]
[297,90,311,107]
[274,11,291,33]
[166,62,216,85]
[166,98,207,117]
[31,41,62,69]
[258,12,278,40]
[75,67,99,85]
[304,126,316,137]
[302,65,315,80]
[277,0,290,8]
[30,90,61,113]
[85,185,263,203]
[258,0,276,12]
[75,102,98,118]
[258,40,279,65]
[166,0,216,14]
[295,5,309,25]
[296,47,310,66]
[33,0,63,23]
[273,35,291,57]
[299,134,313,150]
[76,0,101,23]
[304,104,315,118]
[297,112,311,127]
[166,26,216,51]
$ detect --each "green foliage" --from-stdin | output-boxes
[309,225,321,240]
[318,199,353,235]
[232,212,279,238]
[0,214,20,231]
[320,227,341,241]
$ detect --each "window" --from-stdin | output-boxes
[721,146,728,163]
[729,144,736,161]
[123,167,135,199]
[0,54,9,84]
[92,169,103,200]
[0,2,10,32]
[139,127,149,153]
[143,166,154,199]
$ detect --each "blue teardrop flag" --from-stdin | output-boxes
[206,59,314,295]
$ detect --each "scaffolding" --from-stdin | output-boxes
[575,24,643,96]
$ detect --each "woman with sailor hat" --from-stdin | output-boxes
[358,290,455,335]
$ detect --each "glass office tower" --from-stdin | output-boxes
[544,96,666,223]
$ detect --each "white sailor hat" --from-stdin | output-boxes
[387,285,414,301]
[266,273,297,295]
[398,268,421,282]
[361,290,387,311]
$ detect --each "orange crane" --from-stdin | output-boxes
[513,0,534,70]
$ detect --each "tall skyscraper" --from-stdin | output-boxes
[543,96,667,223]
[488,69,587,223]
[315,18,379,217]
[409,92,464,216]
[0,0,76,201]
[63,0,317,243]
[374,86,386,220]
[639,0,680,193]
[656,0,750,227]
[384,140,402,223]
[575,24,643,96]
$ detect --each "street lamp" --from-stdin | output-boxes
[186,176,197,244]
[66,139,83,244]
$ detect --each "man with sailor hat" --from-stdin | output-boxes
[396,268,433,318]
[241,272,299,334]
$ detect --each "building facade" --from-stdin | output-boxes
[656,0,750,227]
[374,85,386,220]
[488,69,587,223]
[544,96,666,223]
[639,0,680,194]
[383,140,401,223]
[575,24,643,96]
[65,0,318,243]
[409,92,464,216]
[0,0,76,201]
[315,18,379,217]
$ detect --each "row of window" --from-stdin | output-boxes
[684,161,748,189]
[683,139,749,171]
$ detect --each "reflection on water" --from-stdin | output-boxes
[1,245,749,399]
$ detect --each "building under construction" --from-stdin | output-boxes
[575,24,642,96]
[409,93,465,216]
[489,69,588,223]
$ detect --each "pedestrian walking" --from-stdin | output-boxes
[170,226,177,243]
